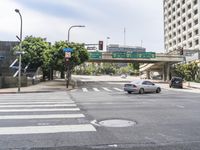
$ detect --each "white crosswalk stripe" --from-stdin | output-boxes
[102,87,112,92]
[93,88,100,92]
[0,93,96,135]
[78,87,124,92]
[82,88,88,92]
[113,88,124,92]
[0,124,96,135]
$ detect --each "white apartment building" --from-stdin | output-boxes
[163,0,200,52]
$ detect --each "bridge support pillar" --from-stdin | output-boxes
[162,63,171,81]
[146,71,150,79]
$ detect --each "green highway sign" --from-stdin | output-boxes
[112,52,156,59]
[89,52,102,59]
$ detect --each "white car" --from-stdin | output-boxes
[124,80,161,94]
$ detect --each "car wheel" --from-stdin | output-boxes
[156,88,161,93]
[139,88,144,94]
[127,91,132,94]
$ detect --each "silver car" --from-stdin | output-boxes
[124,80,161,94]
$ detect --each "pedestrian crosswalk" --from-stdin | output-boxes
[0,92,96,135]
[79,87,124,92]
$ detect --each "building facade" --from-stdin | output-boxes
[163,0,200,52]
[107,44,146,52]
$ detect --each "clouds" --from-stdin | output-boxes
[0,0,164,52]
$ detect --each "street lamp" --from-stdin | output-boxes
[15,9,23,92]
[67,25,85,42]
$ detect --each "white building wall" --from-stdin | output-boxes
[164,0,200,52]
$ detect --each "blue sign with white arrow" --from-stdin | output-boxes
[63,48,73,52]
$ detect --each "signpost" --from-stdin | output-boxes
[63,48,73,88]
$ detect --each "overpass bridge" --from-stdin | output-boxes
[88,52,184,81]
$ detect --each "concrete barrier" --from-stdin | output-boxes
[1,76,27,88]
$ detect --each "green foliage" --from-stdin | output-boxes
[74,63,139,76]
[13,36,50,70]
[173,62,199,81]
[50,41,89,72]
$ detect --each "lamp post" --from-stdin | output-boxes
[106,37,110,51]
[67,25,85,42]
[66,25,85,88]
[15,9,23,92]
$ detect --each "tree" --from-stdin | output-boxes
[13,36,50,78]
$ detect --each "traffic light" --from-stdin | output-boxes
[98,41,103,50]
[180,48,183,55]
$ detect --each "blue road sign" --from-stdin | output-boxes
[63,48,73,52]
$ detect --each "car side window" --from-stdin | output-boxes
[142,81,148,85]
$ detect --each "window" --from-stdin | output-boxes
[194,19,198,25]
[178,38,181,42]
[177,20,181,25]
[183,26,186,31]
[189,42,192,47]
[177,12,181,17]
[188,23,192,28]
[194,9,198,15]
[178,29,181,34]
[173,40,176,45]
[187,4,191,9]
[177,3,180,8]
[194,0,197,5]
[173,24,176,28]
[182,17,186,22]
[188,13,192,19]
[173,32,176,36]
[182,0,185,4]
[195,39,199,45]
[188,32,192,38]
[183,35,186,40]
[194,29,199,35]
[182,8,185,13]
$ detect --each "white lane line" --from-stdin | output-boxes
[0,124,96,135]
[93,88,100,92]
[0,114,85,120]
[0,104,76,108]
[82,88,88,92]
[102,87,112,92]
[0,101,74,105]
[113,88,123,92]
[0,108,80,112]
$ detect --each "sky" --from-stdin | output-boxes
[0,0,164,52]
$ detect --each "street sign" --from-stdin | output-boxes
[65,52,71,58]
[112,52,156,59]
[63,48,73,52]
[89,52,102,59]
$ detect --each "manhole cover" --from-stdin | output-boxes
[99,119,136,127]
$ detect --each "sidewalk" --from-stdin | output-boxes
[0,79,73,94]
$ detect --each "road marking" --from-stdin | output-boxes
[82,88,88,92]
[102,87,112,92]
[113,88,123,92]
[176,105,185,108]
[0,101,74,105]
[0,108,80,112]
[0,114,85,120]
[0,104,76,108]
[93,88,100,92]
[0,124,96,135]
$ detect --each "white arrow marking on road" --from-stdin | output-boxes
[0,108,80,112]
[113,88,123,92]
[0,104,76,108]
[102,87,112,92]
[82,88,88,92]
[93,88,100,92]
[0,124,96,135]
[0,114,85,120]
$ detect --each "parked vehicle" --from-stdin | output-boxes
[169,77,183,88]
[124,80,161,94]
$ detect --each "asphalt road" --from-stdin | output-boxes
[0,77,200,150]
